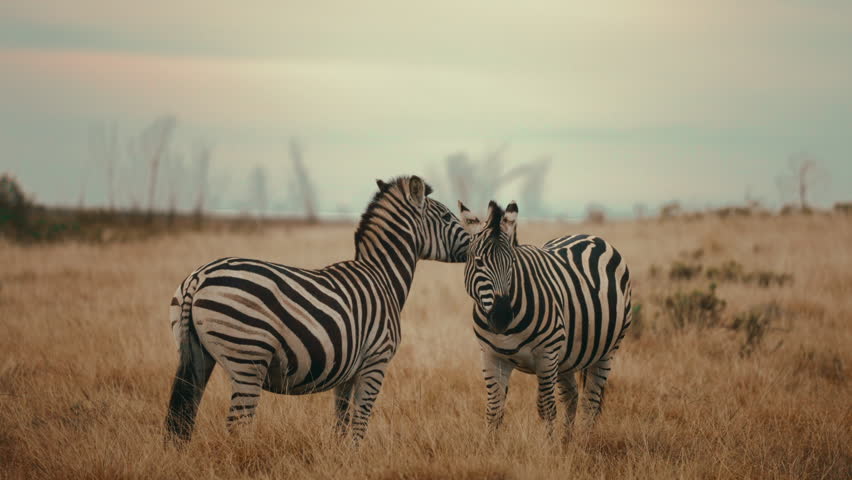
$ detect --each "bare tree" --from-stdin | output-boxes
[249,165,268,218]
[776,153,825,211]
[660,200,682,220]
[502,156,551,218]
[126,115,177,219]
[192,143,212,225]
[89,121,119,211]
[444,146,551,217]
[77,176,87,209]
[633,203,648,220]
[446,152,476,207]
[165,152,185,224]
[585,203,606,224]
[289,139,318,222]
[743,185,763,211]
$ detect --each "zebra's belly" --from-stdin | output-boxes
[558,335,618,373]
[261,375,337,395]
[486,340,551,375]
[503,348,537,374]
[261,351,355,395]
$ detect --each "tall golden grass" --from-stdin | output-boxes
[1,215,849,479]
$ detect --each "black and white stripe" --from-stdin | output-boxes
[164,176,469,444]
[458,200,631,435]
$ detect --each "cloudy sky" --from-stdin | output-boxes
[1,1,850,217]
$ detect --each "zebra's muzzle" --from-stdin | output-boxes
[487,295,513,334]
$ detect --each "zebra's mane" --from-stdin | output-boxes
[485,201,505,240]
[353,176,434,252]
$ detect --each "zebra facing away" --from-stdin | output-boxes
[164,176,469,444]
[458,200,632,436]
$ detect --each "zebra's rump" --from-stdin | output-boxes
[544,235,631,371]
[177,257,386,395]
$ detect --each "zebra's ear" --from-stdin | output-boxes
[458,201,483,235]
[501,201,518,242]
[408,175,426,209]
[376,179,388,190]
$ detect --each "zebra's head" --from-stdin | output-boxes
[371,176,469,263]
[458,200,518,334]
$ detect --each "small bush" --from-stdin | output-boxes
[706,260,746,282]
[662,284,726,330]
[669,261,703,281]
[780,204,813,216]
[746,271,793,288]
[794,348,846,385]
[0,173,33,238]
[834,202,852,215]
[627,303,644,339]
[714,206,753,218]
[659,201,681,220]
[703,260,793,288]
[680,248,704,260]
[730,302,782,357]
[648,264,661,279]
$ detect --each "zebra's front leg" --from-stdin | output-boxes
[482,352,514,431]
[581,356,612,427]
[348,363,389,444]
[333,379,355,436]
[535,353,560,436]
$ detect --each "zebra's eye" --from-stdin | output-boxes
[474,256,485,267]
[441,212,453,221]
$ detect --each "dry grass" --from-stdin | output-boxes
[1,215,850,479]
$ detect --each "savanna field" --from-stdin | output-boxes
[1,214,850,479]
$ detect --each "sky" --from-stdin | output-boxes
[1,1,851,218]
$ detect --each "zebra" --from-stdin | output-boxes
[457,200,631,436]
[164,175,469,444]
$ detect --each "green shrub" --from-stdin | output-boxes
[730,302,781,357]
[746,271,793,288]
[627,303,644,339]
[669,261,703,281]
[706,260,746,282]
[0,173,33,239]
[703,259,793,288]
[834,202,852,215]
[648,264,661,279]
[662,284,726,330]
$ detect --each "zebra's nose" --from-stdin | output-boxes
[488,295,513,334]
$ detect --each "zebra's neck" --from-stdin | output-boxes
[353,193,422,312]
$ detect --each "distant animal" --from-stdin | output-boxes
[459,200,632,435]
[164,176,469,444]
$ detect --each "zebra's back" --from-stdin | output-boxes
[540,234,632,372]
[170,257,395,396]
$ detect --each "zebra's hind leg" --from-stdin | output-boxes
[348,360,390,444]
[333,379,355,435]
[557,370,579,440]
[224,357,270,432]
[580,356,612,427]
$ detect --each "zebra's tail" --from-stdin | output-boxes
[165,279,214,445]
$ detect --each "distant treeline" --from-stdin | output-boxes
[0,173,329,244]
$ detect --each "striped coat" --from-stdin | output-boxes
[459,200,631,434]
[164,176,469,443]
